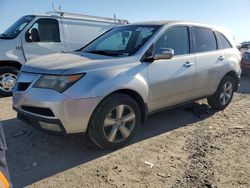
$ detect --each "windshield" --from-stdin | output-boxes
[82,25,161,57]
[0,16,34,39]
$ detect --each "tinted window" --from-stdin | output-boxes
[193,27,217,53]
[155,26,189,55]
[216,31,232,49]
[27,19,60,42]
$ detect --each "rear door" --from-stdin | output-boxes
[191,27,224,98]
[147,26,196,111]
[215,30,236,63]
[22,18,65,61]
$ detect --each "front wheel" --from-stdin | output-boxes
[0,67,19,97]
[207,76,235,110]
[88,93,141,150]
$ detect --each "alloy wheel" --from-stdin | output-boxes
[220,81,233,105]
[0,73,17,92]
[103,104,136,143]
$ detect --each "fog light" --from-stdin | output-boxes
[39,122,61,132]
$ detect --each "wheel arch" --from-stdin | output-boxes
[90,89,148,126]
[0,60,22,70]
[223,71,239,91]
[212,70,239,96]
[111,89,148,124]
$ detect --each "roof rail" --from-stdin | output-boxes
[46,11,129,24]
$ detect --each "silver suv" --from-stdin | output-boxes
[12,21,241,149]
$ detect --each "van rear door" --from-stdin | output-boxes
[21,18,65,61]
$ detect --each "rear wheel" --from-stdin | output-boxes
[88,93,141,150]
[207,76,235,110]
[0,67,18,97]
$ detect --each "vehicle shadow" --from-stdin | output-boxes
[2,102,216,188]
[0,95,9,99]
[238,75,250,94]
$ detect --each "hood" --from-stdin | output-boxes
[22,52,136,75]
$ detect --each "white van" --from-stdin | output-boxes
[0,11,128,96]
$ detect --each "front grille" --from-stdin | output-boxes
[17,82,31,91]
[21,106,55,117]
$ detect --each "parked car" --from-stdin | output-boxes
[241,42,250,49]
[239,42,250,53]
[12,21,241,149]
[0,11,128,96]
[241,51,250,75]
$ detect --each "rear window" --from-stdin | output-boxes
[193,27,217,53]
[215,31,232,49]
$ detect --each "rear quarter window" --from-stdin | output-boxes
[193,27,217,53]
[215,31,232,49]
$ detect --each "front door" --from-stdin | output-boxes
[147,26,196,111]
[22,18,65,61]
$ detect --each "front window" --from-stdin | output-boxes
[0,16,34,39]
[82,25,161,57]
[155,26,190,55]
[26,18,60,42]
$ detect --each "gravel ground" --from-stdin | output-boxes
[0,76,249,188]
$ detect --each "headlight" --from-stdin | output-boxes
[33,73,85,92]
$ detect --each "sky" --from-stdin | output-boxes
[0,0,249,42]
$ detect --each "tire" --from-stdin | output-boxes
[0,67,19,97]
[207,76,235,110]
[88,93,141,150]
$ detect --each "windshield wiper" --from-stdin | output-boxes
[85,50,120,57]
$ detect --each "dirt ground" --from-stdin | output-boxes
[0,76,249,188]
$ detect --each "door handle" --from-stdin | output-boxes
[183,62,194,68]
[218,55,225,61]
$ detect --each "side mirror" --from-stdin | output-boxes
[25,32,31,42]
[30,28,40,42]
[154,48,174,60]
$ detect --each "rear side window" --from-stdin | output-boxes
[155,26,189,56]
[215,31,232,49]
[193,27,217,53]
[27,18,60,42]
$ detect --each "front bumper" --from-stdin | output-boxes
[14,106,66,134]
[12,88,102,134]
